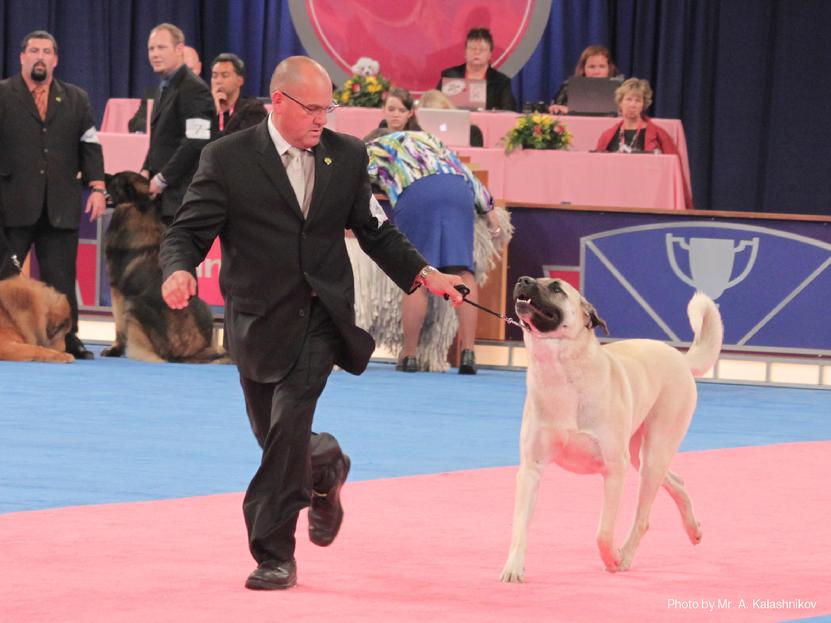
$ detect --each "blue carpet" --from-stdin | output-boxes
[1,353,828,514]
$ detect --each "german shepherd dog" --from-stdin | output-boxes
[103,171,227,363]
[0,274,74,362]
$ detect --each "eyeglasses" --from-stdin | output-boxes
[280,90,338,115]
[466,45,491,53]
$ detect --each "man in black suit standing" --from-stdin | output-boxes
[160,56,465,590]
[128,45,203,134]
[0,30,105,358]
[140,24,213,225]
[210,52,267,138]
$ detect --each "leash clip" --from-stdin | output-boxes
[444,284,528,331]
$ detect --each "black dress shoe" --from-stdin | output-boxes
[309,453,351,546]
[395,356,418,372]
[459,349,477,375]
[245,559,297,590]
[65,334,94,360]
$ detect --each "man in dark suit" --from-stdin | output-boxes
[210,52,268,138]
[160,56,465,590]
[140,24,213,224]
[0,30,105,358]
[437,27,517,111]
[128,45,203,134]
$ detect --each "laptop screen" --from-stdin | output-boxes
[416,108,471,147]
[567,76,621,116]
[440,78,487,111]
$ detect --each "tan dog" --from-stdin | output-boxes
[500,276,723,581]
[0,275,74,363]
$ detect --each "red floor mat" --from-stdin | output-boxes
[1,442,829,622]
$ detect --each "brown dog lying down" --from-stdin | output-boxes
[0,275,74,363]
[103,171,228,363]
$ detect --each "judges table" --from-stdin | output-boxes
[101,98,143,133]
[457,147,687,210]
[100,99,691,193]
[97,131,685,210]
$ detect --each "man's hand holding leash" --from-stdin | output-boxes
[416,265,465,306]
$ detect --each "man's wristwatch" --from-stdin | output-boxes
[89,187,105,195]
[417,264,437,287]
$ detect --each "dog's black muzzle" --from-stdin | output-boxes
[513,276,564,333]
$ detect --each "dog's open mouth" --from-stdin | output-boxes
[515,297,557,319]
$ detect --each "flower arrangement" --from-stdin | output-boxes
[334,74,391,108]
[502,113,572,153]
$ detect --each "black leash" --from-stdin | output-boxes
[444,284,528,331]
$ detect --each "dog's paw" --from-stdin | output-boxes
[101,344,125,358]
[688,521,703,545]
[601,547,623,573]
[500,562,525,583]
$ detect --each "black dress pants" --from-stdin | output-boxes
[239,298,347,563]
[5,209,81,333]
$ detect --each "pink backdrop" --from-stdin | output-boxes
[303,0,534,90]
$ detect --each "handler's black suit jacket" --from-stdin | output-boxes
[437,63,517,111]
[160,120,427,383]
[0,75,104,229]
[142,65,214,218]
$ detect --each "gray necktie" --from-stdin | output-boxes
[285,147,308,216]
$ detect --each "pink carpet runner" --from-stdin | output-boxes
[2,442,829,622]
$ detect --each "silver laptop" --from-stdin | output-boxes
[567,76,620,116]
[440,78,487,110]
[416,108,471,147]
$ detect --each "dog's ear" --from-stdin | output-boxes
[582,298,609,335]
[129,174,151,199]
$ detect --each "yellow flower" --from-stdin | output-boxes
[367,83,381,93]
[530,113,543,124]
[341,90,351,103]
[366,76,377,84]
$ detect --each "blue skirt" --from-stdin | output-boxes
[393,174,475,272]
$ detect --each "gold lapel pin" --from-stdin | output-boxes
[324,157,332,165]
[55,96,62,102]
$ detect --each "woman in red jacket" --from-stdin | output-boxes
[595,78,679,155]
[596,78,692,208]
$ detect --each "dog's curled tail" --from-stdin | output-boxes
[685,292,723,377]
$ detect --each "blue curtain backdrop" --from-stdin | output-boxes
[2,0,829,215]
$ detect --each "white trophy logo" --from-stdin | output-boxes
[666,234,759,300]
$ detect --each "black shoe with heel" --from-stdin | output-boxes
[396,356,418,372]
[459,349,476,375]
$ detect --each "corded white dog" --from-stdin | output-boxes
[500,276,723,581]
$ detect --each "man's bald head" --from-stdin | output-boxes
[183,46,201,74]
[269,56,331,95]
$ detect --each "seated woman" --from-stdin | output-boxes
[595,78,679,155]
[437,27,516,111]
[360,130,510,374]
[549,44,622,115]
[596,78,692,208]
[417,89,484,147]
[378,87,421,132]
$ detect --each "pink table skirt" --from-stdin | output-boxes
[97,111,687,210]
[99,132,149,174]
[457,148,687,210]
[101,98,146,133]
